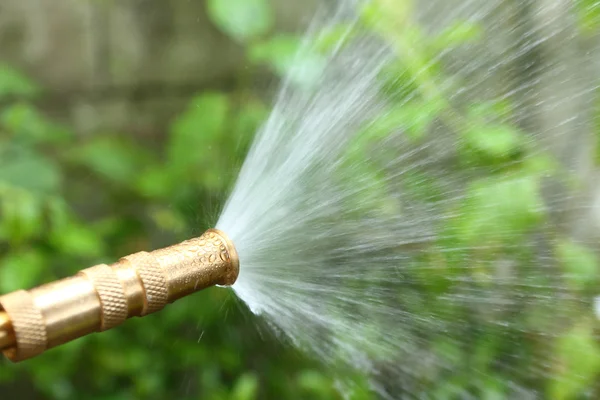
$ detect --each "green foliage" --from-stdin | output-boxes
[231,373,258,400]
[1,1,599,399]
[0,250,45,293]
[2,103,70,144]
[334,0,600,397]
[557,240,599,292]
[249,35,326,87]
[0,65,39,99]
[249,35,302,75]
[463,124,521,159]
[549,323,600,399]
[594,91,600,166]
[207,0,274,42]
[68,136,152,186]
[457,174,545,244]
[167,92,230,190]
[575,0,600,32]
[0,17,339,399]
[431,20,483,50]
[0,148,60,195]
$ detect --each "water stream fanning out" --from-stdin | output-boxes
[217,0,600,398]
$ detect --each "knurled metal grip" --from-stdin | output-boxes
[122,251,169,315]
[0,290,47,361]
[0,229,239,362]
[79,265,129,331]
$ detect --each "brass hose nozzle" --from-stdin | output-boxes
[0,229,238,362]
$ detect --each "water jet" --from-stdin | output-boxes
[1,0,599,397]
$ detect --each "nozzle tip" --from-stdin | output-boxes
[207,228,239,286]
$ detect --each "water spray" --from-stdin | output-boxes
[2,0,600,397]
[0,229,238,362]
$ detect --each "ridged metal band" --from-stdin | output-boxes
[0,290,47,361]
[122,251,168,315]
[80,265,128,331]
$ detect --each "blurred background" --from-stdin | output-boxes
[0,0,599,399]
[0,0,347,399]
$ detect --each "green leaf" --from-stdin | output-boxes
[556,240,598,291]
[0,64,39,99]
[362,99,442,142]
[0,250,46,292]
[135,166,175,199]
[168,92,229,173]
[2,103,71,144]
[149,207,186,234]
[594,92,600,165]
[0,146,61,194]
[522,153,559,175]
[286,55,327,88]
[68,136,150,185]
[479,376,507,400]
[458,175,545,244]
[432,339,462,366]
[49,222,104,258]
[134,370,166,397]
[46,197,72,234]
[463,124,522,160]
[231,373,259,400]
[360,0,413,33]
[249,35,302,75]
[314,23,357,53]
[230,98,266,155]
[250,35,326,86]
[0,188,44,243]
[379,60,442,104]
[549,323,600,399]
[338,156,395,216]
[472,335,500,371]
[399,101,443,140]
[432,21,483,50]
[297,370,334,397]
[575,0,600,32]
[467,101,514,120]
[402,171,443,203]
[379,63,419,103]
[207,0,273,42]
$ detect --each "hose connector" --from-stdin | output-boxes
[0,229,238,362]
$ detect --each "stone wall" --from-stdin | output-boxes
[0,0,316,135]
